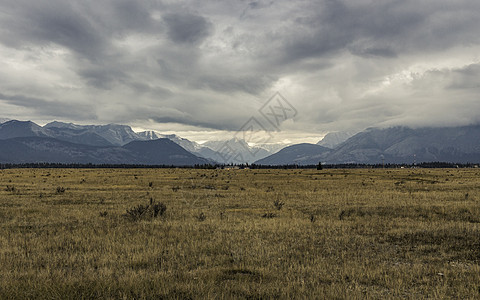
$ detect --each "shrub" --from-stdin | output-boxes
[56,187,66,194]
[273,199,284,210]
[5,185,16,192]
[125,198,166,221]
[262,213,276,219]
[197,212,206,222]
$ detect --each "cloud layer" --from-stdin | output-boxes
[1,0,480,141]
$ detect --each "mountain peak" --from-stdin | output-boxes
[317,130,358,149]
[0,118,11,124]
[137,130,161,140]
[44,121,83,130]
[0,120,50,139]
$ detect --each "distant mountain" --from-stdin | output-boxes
[158,134,204,153]
[0,137,132,164]
[318,131,357,149]
[1,120,219,162]
[123,139,209,165]
[44,122,216,158]
[256,125,480,165]
[43,121,84,130]
[255,143,286,154]
[0,137,209,165]
[137,131,161,140]
[0,120,51,139]
[4,119,478,165]
[328,126,480,164]
[254,143,331,165]
[44,122,139,146]
[137,131,219,162]
[43,125,113,147]
[202,138,272,163]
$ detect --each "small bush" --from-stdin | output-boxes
[262,213,276,219]
[125,198,166,221]
[56,187,66,194]
[152,202,167,217]
[273,199,284,210]
[197,212,206,222]
[5,185,16,192]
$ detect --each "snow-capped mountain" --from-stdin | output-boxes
[257,125,480,165]
[0,118,10,124]
[0,120,51,139]
[202,138,272,164]
[0,120,228,163]
[44,122,140,146]
[317,131,357,149]
[137,131,161,140]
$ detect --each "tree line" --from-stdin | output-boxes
[0,162,478,169]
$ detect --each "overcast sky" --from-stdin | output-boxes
[1,0,480,144]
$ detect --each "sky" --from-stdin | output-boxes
[1,0,480,144]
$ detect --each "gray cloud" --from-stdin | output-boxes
[163,13,213,45]
[0,0,480,142]
[0,93,95,120]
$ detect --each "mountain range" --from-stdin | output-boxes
[1,119,479,165]
[255,125,480,165]
[0,120,280,165]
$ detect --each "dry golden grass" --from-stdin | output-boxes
[0,168,479,299]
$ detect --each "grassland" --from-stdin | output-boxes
[0,168,479,299]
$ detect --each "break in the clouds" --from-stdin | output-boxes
[1,0,480,142]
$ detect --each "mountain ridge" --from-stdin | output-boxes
[0,136,209,165]
[2,119,479,165]
[256,125,480,165]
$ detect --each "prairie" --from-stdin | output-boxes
[0,168,479,299]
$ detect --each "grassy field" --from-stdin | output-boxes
[0,168,479,299]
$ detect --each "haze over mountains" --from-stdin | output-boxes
[1,119,479,165]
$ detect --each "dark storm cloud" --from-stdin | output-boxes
[191,74,275,95]
[0,0,166,94]
[77,65,129,90]
[163,13,213,45]
[151,116,227,131]
[0,0,480,137]
[349,46,397,59]
[0,0,161,59]
[0,93,95,120]
[0,1,103,60]
[273,0,480,65]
